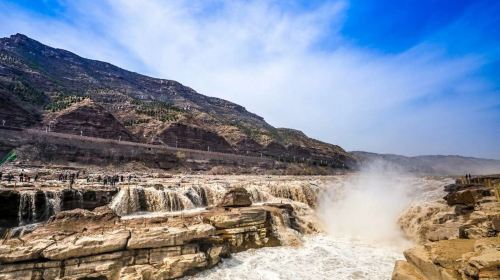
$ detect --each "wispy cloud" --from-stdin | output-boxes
[1,0,499,158]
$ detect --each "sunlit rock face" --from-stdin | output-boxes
[393,176,500,280]
[0,201,315,279]
[398,179,500,244]
[392,237,500,280]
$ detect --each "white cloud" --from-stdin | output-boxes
[0,0,498,158]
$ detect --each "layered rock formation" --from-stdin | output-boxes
[392,237,500,280]
[157,123,234,153]
[398,178,500,243]
[393,176,500,279]
[47,99,136,142]
[0,198,317,279]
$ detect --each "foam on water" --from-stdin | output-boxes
[185,234,403,280]
[185,170,448,280]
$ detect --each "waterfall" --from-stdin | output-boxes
[46,191,62,213]
[17,190,64,226]
[245,186,272,203]
[110,182,323,216]
[267,183,317,207]
[111,186,201,216]
[18,191,36,226]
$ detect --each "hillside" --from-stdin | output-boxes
[0,33,355,168]
[351,151,500,175]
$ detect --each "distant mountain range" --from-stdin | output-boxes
[0,33,355,168]
[351,151,500,175]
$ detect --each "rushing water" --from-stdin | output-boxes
[184,173,451,280]
[185,234,403,280]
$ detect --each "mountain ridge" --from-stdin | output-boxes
[351,151,500,175]
[0,33,355,168]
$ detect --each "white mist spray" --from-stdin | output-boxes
[318,160,414,246]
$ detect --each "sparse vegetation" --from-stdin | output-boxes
[124,118,150,126]
[44,94,87,112]
[132,99,181,122]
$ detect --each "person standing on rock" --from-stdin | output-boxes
[19,172,24,182]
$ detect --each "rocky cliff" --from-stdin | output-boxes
[392,176,500,279]
[0,194,318,279]
[0,33,356,169]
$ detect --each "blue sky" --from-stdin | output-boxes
[1,0,499,159]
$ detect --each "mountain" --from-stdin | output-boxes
[0,33,355,168]
[351,151,500,175]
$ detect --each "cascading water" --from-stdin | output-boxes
[46,191,62,214]
[17,190,63,226]
[18,191,37,226]
[110,182,323,216]
[111,186,200,216]
[15,190,83,226]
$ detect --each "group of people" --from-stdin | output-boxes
[463,173,474,184]
[87,174,135,186]
[1,170,136,187]
[0,172,39,183]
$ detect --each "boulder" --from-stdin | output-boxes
[219,187,252,207]
[444,187,491,206]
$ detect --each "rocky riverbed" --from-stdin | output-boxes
[1,167,498,280]
[393,175,500,279]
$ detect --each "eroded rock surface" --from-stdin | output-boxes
[398,178,500,243]
[0,200,314,279]
[392,237,500,280]
[218,187,252,207]
[393,176,500,280]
